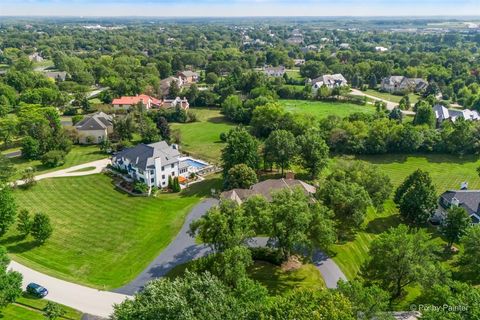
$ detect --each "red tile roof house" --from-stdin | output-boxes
[112,94,162,111]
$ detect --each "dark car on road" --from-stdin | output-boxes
[26,283,48,298]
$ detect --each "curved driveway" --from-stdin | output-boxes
[116,198,347,295]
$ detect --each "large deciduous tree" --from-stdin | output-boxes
[459,225,480,280]
[296,129,329,179]
[0,246,22,309]
[263,129,297,175]
[440,206,471,248]
[394,169,437,226]
[0,185,17,237]
[221,127,259,177]
[224,164,258,190]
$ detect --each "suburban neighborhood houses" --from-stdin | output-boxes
[2,8,480,320]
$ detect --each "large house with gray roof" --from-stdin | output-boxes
[433,104,479,126]
[380,76,428,94]
[433,183,480,224]
[220,177,316,205]
[75,112,113,144]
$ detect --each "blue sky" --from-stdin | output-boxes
[0,0,479,16]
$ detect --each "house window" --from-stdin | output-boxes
[151,178,154,183]
[150,170,154,175]
[162,166,165,171]
[162,175,165,179]
[171,164,174,168]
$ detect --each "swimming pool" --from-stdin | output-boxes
[183,159,207,169]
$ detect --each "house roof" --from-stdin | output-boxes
[113,141,180,171]
[112,94,161,106]
[440,190,480,216]
[220,178,316,204]
[76,112,112,131]
[435,104,480,122]
[312,74,347,86]
[178,71,198,77]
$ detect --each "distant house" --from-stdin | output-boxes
[162,97,190,110]
[177,71,199,84]
[112,141,208,189]
[43,71,68,82]
[75,112,113,144]
[220,176,316,205]
[311,74,348,91]
[28,52,44,62]
[433,104,479,125]
[293,59,306,66]
[264,66,286,77]
[159,76,184,97]
[339,43,350,49]
[433,183,480,224]
[112,94,162,111]
[381,76,428,94]
[375,46,389,52]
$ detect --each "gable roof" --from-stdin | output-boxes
[440,190,480,216]
[113,141,181,170]
[312,74,347,86]
[178,71,198,77]
[76,112,112,131]
[112,94,162,106]
[220,178,316,204]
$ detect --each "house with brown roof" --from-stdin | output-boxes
[177,71,199,84]
[220,178,316,205]
[75,112,113,144]
[159,76,184,97]
[112,94,162,111]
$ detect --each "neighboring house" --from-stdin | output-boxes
[112,94,162,111]
[433,183,480,224]
[220,176,316,205]
[264,66,286,77]
[177,71,199,84]
[112,141,208,188]
[311,74,348,91]
[381,76,428,94]
[375,46,389,52]
[433,104,479,125]
[28,52,44,62]
[162,97,190,109]
[293,59,306,66]
[159,76,184,96]
[339,43,350,49]
[43,71,68,82]
[75,112,113,144]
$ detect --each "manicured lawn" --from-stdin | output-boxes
[248,261,325,295]
[332,153,480,280]
[280,99,375,119]
[4,173,222,289]
[363,89,420,104]
[171,108,235,164]
[1,293,81,319]
[10,145,106,180]
[285,69,304,80]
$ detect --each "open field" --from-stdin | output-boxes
[4,173,222,289]
[10,145,106,180]
[364,89,420,104]
[332,153,480,280]
[280,99,375,119]
[0,293,82,320]
[171,108,235,164]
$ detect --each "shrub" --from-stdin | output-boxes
[31,212,53,243]
[71,114,84,125]
[41,150,66,168]
[133,181,149,194]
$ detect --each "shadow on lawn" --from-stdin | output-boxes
[356,153,480,165]
[0,235,40,254]
[365,214,402,235]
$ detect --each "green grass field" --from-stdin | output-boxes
[10,145,106,180]
[1,293,81,320]
[171,108,235,164]
[364,89,420,104]
[280,99,375,119]
[4,174,221,289]
[332,153,480,280]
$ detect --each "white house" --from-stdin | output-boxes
[375,46,389,52]
[112,141,208,189]
[433,104,480,125]
[311,74,348,91]
[264,66,286,77]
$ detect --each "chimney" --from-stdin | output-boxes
[461,182,468,190]
[285,172,295,180]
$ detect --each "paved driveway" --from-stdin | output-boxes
[8,261,129,318]
[350,88,416,115]
[116,198,347,295]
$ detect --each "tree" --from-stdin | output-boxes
[17,209,32,238]
[394,169,437,225]
[21,136,40,160]
[167,176,173,190]
[0,185,17,237]
[459,225,480,280]
[205,72,219,84]
[167,79,180,99]
[172,177,181,193]
[41,150,66,168]
[0,115,18,148]
[337,280,390,319]
[189,200,254,252]
[264,130,297,175]
[111,271,267,320]
[388,107,403,122]
[398,96,411,110]
[138,116,159,143]
[0,154,16,183]
[221,127,259,176]
[21,168,36,188]
[250,103,286,138]
[368,74,377,89]
[222,95,247,123]
[440,206,471,248]
[0,246,22,309]
[31,212,53,243]
[113,115,136,141]
[362,225,437,300]
[156,116,171,141]
[43,301,66,320]
[224,164,258,190]
[211,246,253,287]
[296,129,329,179]
[413,102,435,128]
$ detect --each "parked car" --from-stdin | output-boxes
[26,283,48,298]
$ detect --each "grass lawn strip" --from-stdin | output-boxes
[5,173,221,289]
[279,99,375,119]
